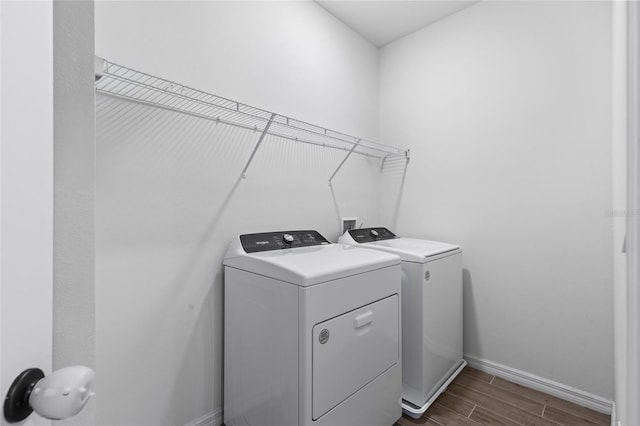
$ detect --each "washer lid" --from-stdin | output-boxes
[363,238,461,263]
[224,233,400,286]
[338,228,461,263]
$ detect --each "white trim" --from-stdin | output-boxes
[464,355,613,415]
[402,360,467,418]
[183,409,222,426]
[627,1,640,425]
[610,401,617,426]
[612,0,629,423]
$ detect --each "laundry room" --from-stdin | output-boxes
[1,1,638,426]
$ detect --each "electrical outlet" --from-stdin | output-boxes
[342,217,357,234]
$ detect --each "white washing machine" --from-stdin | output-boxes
[223,230,402,426]
[339,227,465,418]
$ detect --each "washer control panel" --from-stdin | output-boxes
[240,230,331,253]
[347,227,397,243]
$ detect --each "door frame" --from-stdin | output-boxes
[626,1,640,425]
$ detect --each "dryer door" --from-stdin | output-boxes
[312,294,399,420]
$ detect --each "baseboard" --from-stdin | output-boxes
[464,354,613,415]
[610,401,617,426]
[184,409,222,426]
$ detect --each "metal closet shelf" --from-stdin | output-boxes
[94,57,409,172]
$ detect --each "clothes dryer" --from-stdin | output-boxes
[224,230,402,426]
[339,227,465,418]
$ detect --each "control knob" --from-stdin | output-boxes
[370,229,379,238]
[283,234,294,244]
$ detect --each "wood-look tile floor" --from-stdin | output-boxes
[394,367,611,426]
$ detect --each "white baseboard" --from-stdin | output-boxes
[464,354,613,415]
[610,401,617,426]
[184,409,222,426]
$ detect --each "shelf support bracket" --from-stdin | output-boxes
[328,139,361,186]
[94,57,106,82]
[240,113,276,179]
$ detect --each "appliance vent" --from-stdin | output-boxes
[319,329,330,344]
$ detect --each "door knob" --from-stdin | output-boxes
[4,365,95,423]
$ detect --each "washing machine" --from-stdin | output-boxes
[339,227,465,418]
[223,230,402,426]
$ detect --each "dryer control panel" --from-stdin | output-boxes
[348,227,397,243]
[240,230,331,253]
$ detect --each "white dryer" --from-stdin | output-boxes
[223,230,402,426]
[339,227,465,418]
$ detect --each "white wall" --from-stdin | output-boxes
[379,0,614,400]
[95,1,377,141]
[1,2,53,425]
[94,2,380,425]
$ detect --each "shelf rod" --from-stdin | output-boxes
[328,138,361,185]
[96,89,261,131]
[99,72,273,127]
[240,113,276,179]
[96,90,385,158]
[100,73,399,155]
[95,57,408,158]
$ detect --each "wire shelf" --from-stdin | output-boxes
[94,57,408,160]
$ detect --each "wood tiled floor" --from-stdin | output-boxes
[394,367,611,426]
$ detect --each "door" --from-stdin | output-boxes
[312,295,399,420]
[1,1,54,425]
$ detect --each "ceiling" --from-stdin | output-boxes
[315,1,480,47]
